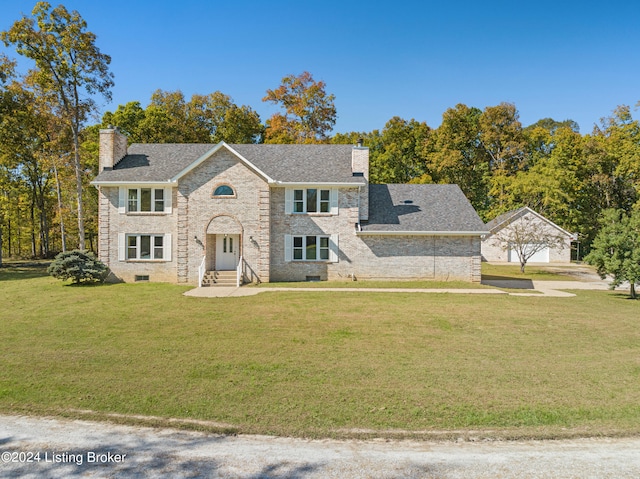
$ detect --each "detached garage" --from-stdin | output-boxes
[482,207,574,264]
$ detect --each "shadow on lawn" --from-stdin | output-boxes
[0,262,50,281]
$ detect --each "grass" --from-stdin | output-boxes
[1,262,639,440]
[253,279,489,289]
[481,263,585,281]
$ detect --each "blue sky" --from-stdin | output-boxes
[2,0,639,134]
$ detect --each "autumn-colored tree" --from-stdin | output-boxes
[263,72,336,143]
[2,2,114,250]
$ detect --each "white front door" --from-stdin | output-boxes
[216,234,239,270]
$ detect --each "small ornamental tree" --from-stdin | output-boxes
[585,209,640,299]
[488,208,568,273]
[48,250,109,284]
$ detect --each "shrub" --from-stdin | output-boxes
[48,250,109,284]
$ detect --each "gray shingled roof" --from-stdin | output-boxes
[360,184,488,233]
[484,207,527,233]
[93,143,364,184]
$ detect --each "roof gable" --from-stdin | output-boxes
[486,207,573,237]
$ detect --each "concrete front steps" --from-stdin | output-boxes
[201,270,238,287]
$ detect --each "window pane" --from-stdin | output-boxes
[127,235,137,259]
[214,185,234,196]
[306,189,317,212]
[128,189,138,211]
[293,189,304,212]
[306,236,317,260]
[320,189,330,212]
[141,188,152,211]
[154,189,164,212]
[154,236,163,259]
[140,235,151,259]
[319,237,329,260]
[293,236,303,260]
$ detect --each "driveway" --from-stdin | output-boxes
[2,414,640,478]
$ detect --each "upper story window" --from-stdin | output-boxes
[213,185,235,197]
[285,188,338,215]
[119,187,172,214]
[128,188,165,212]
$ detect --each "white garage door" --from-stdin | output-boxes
[508,244,550,263]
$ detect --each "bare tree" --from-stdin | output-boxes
[487,208,569,273]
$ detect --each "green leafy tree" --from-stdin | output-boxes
[48,249,109,284]
[369,117,430,184]
[2,2,114,251]
[585,209,640,299]
[480,103,529,213]
[263,71,336,143]
[424,104,490,216]
[102,91,263,144]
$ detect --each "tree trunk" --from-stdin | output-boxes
[72,123,86,251]
[631,283,637,300]
[53,163,67,253]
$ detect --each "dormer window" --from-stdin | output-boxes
[213,185,235,197]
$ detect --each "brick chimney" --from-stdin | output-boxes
[352,139,369,221]
[99,126,128,172]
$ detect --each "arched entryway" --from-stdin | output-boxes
[205,215,243,272]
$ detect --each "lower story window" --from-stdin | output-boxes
[119,233,172,261]
[127,234,164,260]
[286,234,337,262]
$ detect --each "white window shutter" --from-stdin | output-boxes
[118,233,126,261]
[329,234,339,262]
[164,188,173,214]
[284,188,293,214]
[164,233,172,261]
[284,234,292,262]
[330,189,338,215]
[118,187,126,214]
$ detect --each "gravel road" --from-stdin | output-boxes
[2,414,640,478]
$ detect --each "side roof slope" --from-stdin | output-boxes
[93,143,364,184]
[360,184,488,234]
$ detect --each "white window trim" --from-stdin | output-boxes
[118,187,173,214]
[284,234,338,262]
[118,233,172,261]
[285,188,338,215]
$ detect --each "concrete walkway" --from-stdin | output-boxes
[184,286,509,298]
[184,279,616,298]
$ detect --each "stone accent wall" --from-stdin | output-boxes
[98,187,110,265]
[179,149,270,285]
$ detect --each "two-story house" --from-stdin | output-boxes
[92,127,487,286]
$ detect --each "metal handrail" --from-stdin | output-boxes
[198,255,206,288]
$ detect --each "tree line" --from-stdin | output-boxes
[1,2,639,265]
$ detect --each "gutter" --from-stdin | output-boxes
[355,230,488,236]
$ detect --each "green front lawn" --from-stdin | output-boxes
[1,263,638,440]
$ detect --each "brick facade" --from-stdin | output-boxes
[96,131,484,285]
